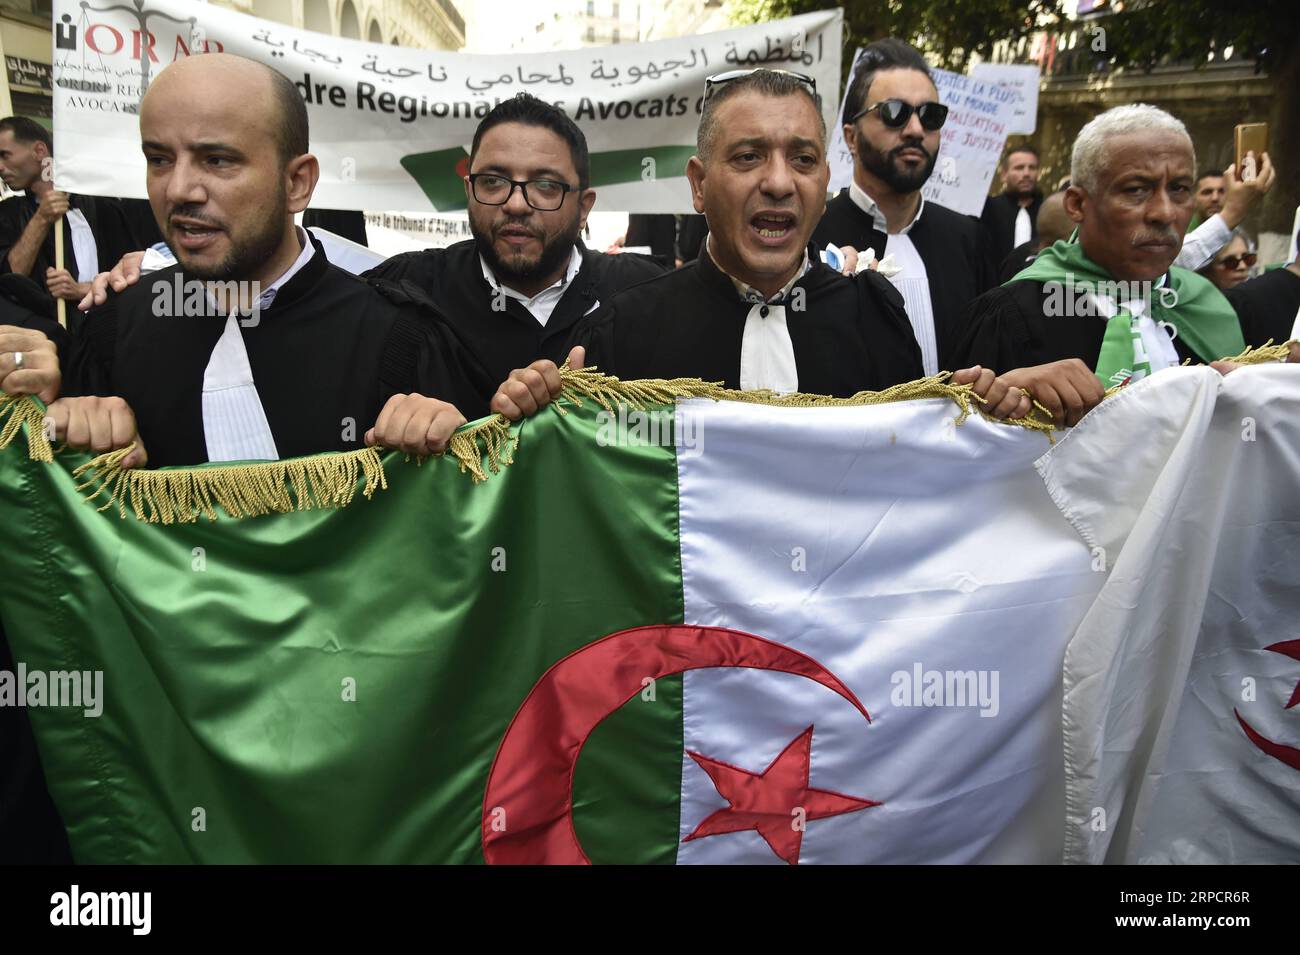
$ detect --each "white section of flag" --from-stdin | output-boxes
[674,398,1101,863]
[671,365,1300,864]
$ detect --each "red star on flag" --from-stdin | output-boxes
[683,725,880,865]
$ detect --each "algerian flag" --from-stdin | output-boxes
[0,360,1295,864]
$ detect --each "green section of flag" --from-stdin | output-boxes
[399,146,471,211]
[0,403,687,863]
[400,145,697,211]
[574,674,684,864]
[588,146,697,188]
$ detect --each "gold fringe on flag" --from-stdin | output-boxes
[1220,339,1296,365]
[0,393,54,462]
[71,444,389,524]
[0,342,1293,523]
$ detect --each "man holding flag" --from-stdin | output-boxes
[951,104,1293,390]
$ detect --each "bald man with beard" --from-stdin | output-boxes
[55,53,485,467]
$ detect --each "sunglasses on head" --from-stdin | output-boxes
[703,68,817,100]
[850,98,949,131]
[1218,252,1257,270]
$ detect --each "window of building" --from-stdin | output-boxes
[586,25,595,42]
[612,27,620,43]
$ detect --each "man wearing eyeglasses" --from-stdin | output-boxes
[811,39,997,377]
[361,93,662,411]
[80,93,663,420]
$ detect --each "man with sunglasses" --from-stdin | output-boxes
[812,39,997,378]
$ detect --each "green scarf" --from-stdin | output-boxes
[1010,234,1244,387]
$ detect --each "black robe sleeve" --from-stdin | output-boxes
[0,197,31,276]
[571,301,621,380]
[948,283,1039,374]
[61,294,117,398]
[369,279,499,422]
[853,269,925,386]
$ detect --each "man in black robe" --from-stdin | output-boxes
[810,39,997,375]
[997,191,1073,284]
[951,104,1290,420]
[81,94,664,411]
[981,145,1045,267]
[492,69,1040,422]
[55,53,478,467]
[0,116,141,319]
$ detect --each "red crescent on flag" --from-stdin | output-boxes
[1236,709,1300,772]
[480,624,869,865]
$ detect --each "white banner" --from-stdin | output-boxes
[51,1,841,213]
[970,62,1039,136]
[921,68,1015,217]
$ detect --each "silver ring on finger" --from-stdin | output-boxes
[12,351,23,371]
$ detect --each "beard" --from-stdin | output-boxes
[167,192,288,282]
[855,129,937,194]
[472,210,581,288]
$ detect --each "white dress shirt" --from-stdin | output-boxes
[65,208,98,283]
[707,235,810,393]
[1013,205,1033,248]
[848,181,939,376]
[201,228,316,462]
[480,246,584,327]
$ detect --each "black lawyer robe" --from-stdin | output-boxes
[811,191,997,370]
[950,278,1206,374]
[980,191,1044,267]
[364,238,666,387]
[0,193,141,285]
[64,233,483,467]
[1223,268,1300,349]
[572,242,924,395]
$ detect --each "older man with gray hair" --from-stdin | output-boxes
[952,103,1262,398]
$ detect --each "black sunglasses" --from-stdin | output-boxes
[1218,252,1257,270]
[704,69,817,100]
[851,98,949,131]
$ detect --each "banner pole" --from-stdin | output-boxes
[53,216,66,329]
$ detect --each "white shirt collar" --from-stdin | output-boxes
[258,227,315,309]
[480,245,583,304]
[706,234,810,304]
[848,180,924,235]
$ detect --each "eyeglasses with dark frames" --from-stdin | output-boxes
[467,173,578,211]
[850,98,949,131]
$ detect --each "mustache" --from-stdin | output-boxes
[890,139,931,162]
[168,206,225,230]
[492,217,543,239]
[1131,228,1179,247]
